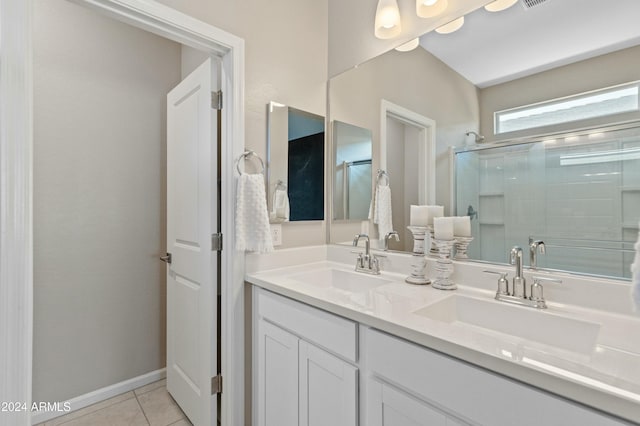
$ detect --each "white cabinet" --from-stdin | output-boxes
[367,378,448,426]
[299,341,358,426]
[254,288,358,426]
[252,286,629,426]
[256,319,298,426]
[364,327,628,426]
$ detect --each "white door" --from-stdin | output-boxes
[166,57,220,426]
[299,341,358,426]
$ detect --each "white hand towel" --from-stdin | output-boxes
[373,185,393,242]
[235,173,273,253]
[270,188,290,222]
[631,222,640,313]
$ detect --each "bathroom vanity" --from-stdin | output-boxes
[247,245,640,426]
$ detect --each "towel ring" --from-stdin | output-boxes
[236,150,265,174]
[377,169,390,186]
[275,179,287,190]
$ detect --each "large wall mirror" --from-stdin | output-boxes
[267,102,324,222]
[327,0,640,280]
[332,120,372,221]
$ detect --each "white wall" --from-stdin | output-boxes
[329,47,479,243]
[33,0,181,402]
[155,0,329,249]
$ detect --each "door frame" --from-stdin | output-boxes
[0,1,246,425]
[379,99,436,205]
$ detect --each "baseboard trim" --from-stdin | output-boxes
[31,368,166,425]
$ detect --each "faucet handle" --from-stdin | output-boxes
[530,276,562,304]
[484,270,509,296]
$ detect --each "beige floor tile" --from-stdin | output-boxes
[57,397,148,426]
[136,387,185,426]
[43,392,136,426]
[134,379,167,397]
[169,419,192,426]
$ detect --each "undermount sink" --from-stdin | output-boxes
[289,268,392,293]
[414,295,601,354]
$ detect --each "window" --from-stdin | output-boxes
[494,81,640,134]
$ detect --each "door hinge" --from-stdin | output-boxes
[212,233,223,251]
[159,253,172,264]
[211,375,223,395]
[211,90,223,110]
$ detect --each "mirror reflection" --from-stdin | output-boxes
[456,123,640,280]
[332,120,373,221]
[327,0,640,280]
[267,102,324,222]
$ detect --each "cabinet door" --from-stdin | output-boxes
[367,378,448,426]
[256,319,299,426]
[299,341,358,426]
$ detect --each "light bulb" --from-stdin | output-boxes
[416,0,448,18]
[375,0,402,39]
[381,10,397,28]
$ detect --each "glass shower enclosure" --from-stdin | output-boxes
[455,123,640,280]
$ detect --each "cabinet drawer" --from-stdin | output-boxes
[255,287,358,362]
[365,328,626,426]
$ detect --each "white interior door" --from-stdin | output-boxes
[166,57,220,426]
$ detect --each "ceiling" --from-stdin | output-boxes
[420,0,640,88]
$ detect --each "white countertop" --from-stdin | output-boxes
[245,245,640,424]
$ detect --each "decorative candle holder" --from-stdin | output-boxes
[405,226,430,285]
[426,225,439,257]
[432,238,457,290]
[454,236,474,260]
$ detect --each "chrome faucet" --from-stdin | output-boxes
[384,231,400,251]
[529,239,546,270]
[510,246,526,298]
[352,234,381,275]
[484,245,562,309]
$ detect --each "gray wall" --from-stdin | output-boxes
[34,0,181,402]
[329,47,479,242]
[480,44,640,142]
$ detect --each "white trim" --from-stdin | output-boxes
[31,369,167,425]
[379,99,436,205]
[3,1,246,425]
[0,1,34,426]
[448,146,457,216]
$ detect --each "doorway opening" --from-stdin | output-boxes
[0,0,245,425]
[379,100,436,250]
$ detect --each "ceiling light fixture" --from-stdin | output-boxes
[416,0,448,18]
[395,38,420,52]
[435,16,464,34]
[484,0,518,12]
[374,0,402,39]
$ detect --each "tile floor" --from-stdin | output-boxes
[36,379,192,426]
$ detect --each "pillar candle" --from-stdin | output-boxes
[427,205,444,225]
[433,217,454,240]
[453,216,471,237]
[410,205,429,226]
